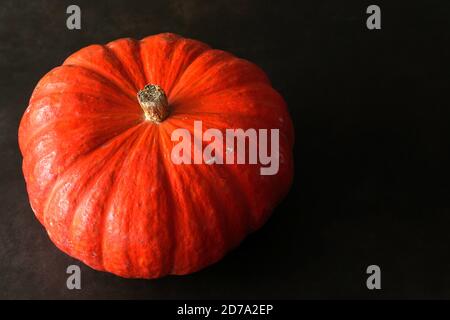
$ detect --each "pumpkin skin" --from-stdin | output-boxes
[18,33,294,279]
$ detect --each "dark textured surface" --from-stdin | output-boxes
[1,0,450,299]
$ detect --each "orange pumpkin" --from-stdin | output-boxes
[18,33,294,278]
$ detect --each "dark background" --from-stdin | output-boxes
[1,0,450,299]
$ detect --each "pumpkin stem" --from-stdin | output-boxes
[137,84,170,122]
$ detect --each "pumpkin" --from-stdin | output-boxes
[18,33,294,279]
